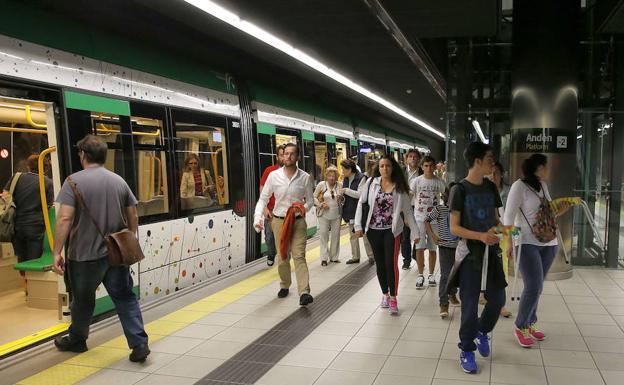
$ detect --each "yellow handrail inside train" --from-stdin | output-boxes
[97,123,161,137]
[25,105,47,128]
[0,126,47,134]
[39,147,56,251]
[146,154,163,200]
[211,147,225,205]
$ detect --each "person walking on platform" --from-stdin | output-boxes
[485,161,513,318]
[254,143,315,306]
[503,154,570,348]
[448,142,505,374]
[355,155,418,314]
[340,159,374,265]
[260,144,285,267]
[52,135,150,362]
[3,154,53,293]
[412,155,446,289]
[315,166,343,266]
[401,149,421,270]
[424,182,460,318]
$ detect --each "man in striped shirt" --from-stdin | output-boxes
[424,182,460,318]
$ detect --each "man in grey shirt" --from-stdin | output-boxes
[52,135,149,362]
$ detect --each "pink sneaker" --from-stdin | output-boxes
[528,324,546,341]
[389,298,398,314]
[514,328,535,348]
[380,295,389,308]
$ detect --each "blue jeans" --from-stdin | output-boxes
[458,260,506,352]
[66,258,148,348]
[515,244,557,329]
[264,218,277,257]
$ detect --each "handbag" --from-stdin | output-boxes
[360,178,373,230]
[0,172,21,242]
[67,176,145,266]
[315,182,326,217]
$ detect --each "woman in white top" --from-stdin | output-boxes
[354,156,418,314]
[503,154,571,348]
[314,166,344,266]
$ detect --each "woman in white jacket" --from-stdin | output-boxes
[503,154,571,348]
[355,155,418,314]
[314,166,343,266]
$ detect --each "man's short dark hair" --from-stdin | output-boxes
[283,142,300,156]
[276,144,285,154]
[422,155,435,165]
[77,135,108,164]
[463,141,492,169]
[340,159,357,173]
[406,149,421,158]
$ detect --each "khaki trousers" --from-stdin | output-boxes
[271,217,310,295]
[348,222,375,262]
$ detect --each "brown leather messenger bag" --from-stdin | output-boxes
[66,176,145,266]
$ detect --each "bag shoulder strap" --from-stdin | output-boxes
[519,207,532,228]
[8,172,22,196]
[364,178,374,201]
[66,176,107,240]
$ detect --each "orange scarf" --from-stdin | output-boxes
[279,202,306,260]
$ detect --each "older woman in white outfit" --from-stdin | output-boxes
[314,166,343,266]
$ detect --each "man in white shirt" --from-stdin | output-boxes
[254,143,315,306]
[401,149,421,270]
[411,155,446,289]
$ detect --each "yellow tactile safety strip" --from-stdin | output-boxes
[0,323,70,357]
[15,233,350,385]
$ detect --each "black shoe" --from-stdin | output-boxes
[277,288,289,298]
[299,293,314,306]
[321,261,328,266]
[332,260,341,263]
[346,259,360,264]
[267,255,275,266]
[402,261,411,270]
[129,343,150,362]
[54,336,88,353]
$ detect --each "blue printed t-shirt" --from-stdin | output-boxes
[449,178,502,268]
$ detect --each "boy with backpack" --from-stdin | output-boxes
[448,142,506,374]
[424,182,460,318]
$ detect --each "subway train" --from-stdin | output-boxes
[0,34,430,356]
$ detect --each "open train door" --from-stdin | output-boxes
[0,87,66,356]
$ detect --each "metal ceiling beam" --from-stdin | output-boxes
[363,0,447,102]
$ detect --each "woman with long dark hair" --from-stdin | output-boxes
[503,154,570,347]
[354,155,418,314]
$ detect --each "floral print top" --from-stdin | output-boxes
[369,190,393,229]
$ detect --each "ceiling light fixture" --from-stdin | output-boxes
[183,0,445,139]
[471,120,489,144]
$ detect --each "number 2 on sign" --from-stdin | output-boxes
[556,136,567,149]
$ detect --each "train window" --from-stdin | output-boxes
[302,139,315,180]
[129,106,169,218]
[314,140,327,183]
[173,110,229,213]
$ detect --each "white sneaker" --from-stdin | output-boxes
[415,275,425,289]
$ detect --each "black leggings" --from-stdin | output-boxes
[367,228,401,297]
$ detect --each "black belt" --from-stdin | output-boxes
[273,215,304,220]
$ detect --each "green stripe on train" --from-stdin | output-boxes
[64,91,131,116]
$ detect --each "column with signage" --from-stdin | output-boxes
[510,1,580,279]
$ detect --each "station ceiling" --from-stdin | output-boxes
[19,0,501,146]
[139,0,501,144]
